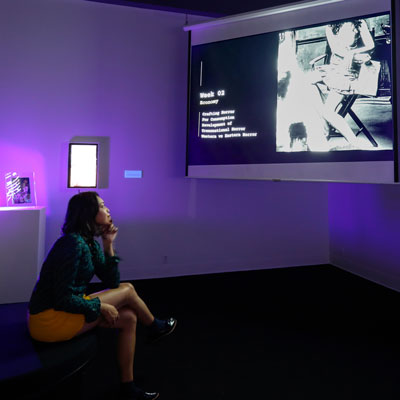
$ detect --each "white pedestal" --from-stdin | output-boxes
[0,207,46,304]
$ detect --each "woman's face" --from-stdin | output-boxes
[95,196,112,227]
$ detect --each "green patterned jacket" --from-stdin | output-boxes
[29,233,120,322]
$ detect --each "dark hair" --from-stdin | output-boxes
[330,19,362,35]
[62,191,100,238]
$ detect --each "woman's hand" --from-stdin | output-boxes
[101,222,118,243]
[101,222,118,256]
[100,303,119,326]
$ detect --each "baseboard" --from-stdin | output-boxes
[330,260,400,294]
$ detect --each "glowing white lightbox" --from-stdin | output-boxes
[68,143,98,188]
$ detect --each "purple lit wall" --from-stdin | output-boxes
[329,183,400,290]
[0,0,329,281]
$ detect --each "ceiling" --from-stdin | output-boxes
[85,0,307,17]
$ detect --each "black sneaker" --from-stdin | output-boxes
[120,384,159,400]
[147,317,177,343]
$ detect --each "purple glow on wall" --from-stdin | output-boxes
[0,0,330,281]
[329,182,400,289]
[0,141,46,208]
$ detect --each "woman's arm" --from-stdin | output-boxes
[52,235,102,322]
[354,19,375,54]
[93,225,121,287]
[101,223,118,256]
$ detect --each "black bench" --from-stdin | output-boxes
[0,302,98,400]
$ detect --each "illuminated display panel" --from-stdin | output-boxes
[185,0,396,183]
[68,143,98,188]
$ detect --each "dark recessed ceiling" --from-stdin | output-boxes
[85,0,307,17]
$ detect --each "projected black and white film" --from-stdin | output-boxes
[276,14,392,152]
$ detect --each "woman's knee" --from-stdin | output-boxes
[118,282,139,304]
[119,308,138,328]
[119,282,136,294]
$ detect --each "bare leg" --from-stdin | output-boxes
[75,305,137,382]
[322,91,360,147]
[92,282,155,326]
[75,283,155,383]
[308,84,364,148]
[115,307,137,382]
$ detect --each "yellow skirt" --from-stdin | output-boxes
[28,295,91,343]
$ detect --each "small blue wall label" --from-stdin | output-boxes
[124,170,143,178]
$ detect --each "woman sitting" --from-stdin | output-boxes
[28,191,177,400]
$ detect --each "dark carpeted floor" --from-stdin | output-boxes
[81,264,400,400]
[6,264,399,400]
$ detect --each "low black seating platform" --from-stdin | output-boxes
[0,302,98,400]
